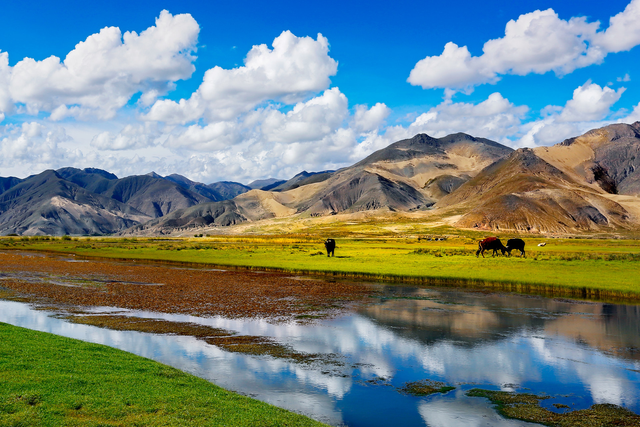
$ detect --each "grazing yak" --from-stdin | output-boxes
[476,237,507,258]
[506,238,526,257]
[324,239,336,257]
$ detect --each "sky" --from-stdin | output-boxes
[1,0,639,184]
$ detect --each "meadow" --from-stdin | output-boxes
[3,233,640,301]
[0,323,326,427]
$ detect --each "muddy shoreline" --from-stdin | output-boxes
[5,247,640,305]
[0,252,374,321]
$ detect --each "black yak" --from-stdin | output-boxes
[506,238,525,257]
[476,237,506,258]
[324,239,336,257]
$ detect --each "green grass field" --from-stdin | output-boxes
[3,234,640,300]
[0,323,326,427]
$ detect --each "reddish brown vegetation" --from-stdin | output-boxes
[0,252,373,320]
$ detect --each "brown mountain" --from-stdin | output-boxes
[6,122,640,236]
[435,122,640,233]
[534,122,640,196]
[436,148,630,233]
[126,133,513,235]
[0,170,150,236]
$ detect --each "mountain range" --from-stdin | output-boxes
[2,122,640,236]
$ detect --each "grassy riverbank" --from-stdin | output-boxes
[2,235,640,300]
[0,323,326,427]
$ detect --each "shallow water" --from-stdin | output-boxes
[2,282,640,426]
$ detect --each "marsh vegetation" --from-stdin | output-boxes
[3,233,640,301]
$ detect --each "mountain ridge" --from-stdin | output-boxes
[2,123,640,236]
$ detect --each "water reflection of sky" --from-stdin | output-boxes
[2,284,640,427]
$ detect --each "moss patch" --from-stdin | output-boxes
[398,379,455,397]
[467,388,640,426]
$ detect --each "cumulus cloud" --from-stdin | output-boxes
[395,92,527,141]
[515,81,626,146]
[409,1,640,91]
[145,31,338,124]
[349,93,529,161]
[259,88,348,143]
[141,88,382,180]
[0,123,80,174]
[162,88,354,170]
[517,119,581,147]
[0,52,11,117]
[352,103,391,133]
[1,10,199,120]
[408,42,497,90]
[164,121,243,152]
[594,0,640,52]
[559,82,625,122]
[90,122,164,150]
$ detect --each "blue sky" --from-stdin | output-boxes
[0,0,639,183]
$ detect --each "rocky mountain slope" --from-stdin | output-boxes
[128,132,513,235]
[3,122,640,236]
[0,170,150,235]
[432,122,640,233]
[436,148,630,233]
[0,168,251,235]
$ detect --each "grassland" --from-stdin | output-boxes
[2,233,640,301]
[0,323,326,427]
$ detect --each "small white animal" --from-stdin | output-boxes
[537,242,547,247]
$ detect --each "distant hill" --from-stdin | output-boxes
[5,123,640,236]
[206,181,252,200]
[56,168,212,218]
[0,170,149,236]
[127,132,513,235]
[267,171,334,192]
[534,122,640,196]
[436,148,630,233]
[0,176,23,194]
[248,178,286,190]
[0,168,220,235]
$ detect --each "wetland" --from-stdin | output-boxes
[1,250,640,426]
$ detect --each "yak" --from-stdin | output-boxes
[324,239,336,257]
[506,238,525,257]
[476,237,507,258]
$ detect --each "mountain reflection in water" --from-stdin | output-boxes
[2,284,640,426]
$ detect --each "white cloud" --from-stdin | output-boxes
[409,3,640,91]
[3,10,199,120]
[90,122,163,150]
[594,0,640,52]
[260,88,348,143]
[0,52,11,116]
[617,73,631,82]
[0,123,79,174]
[398,92,527,141]
[517,119,580,147]
[621,103,640,123]
[145,31,338,124]
[164,121,243,152]
[408,42,496,90]
[514,82,625,146]
[160,88,355,174]
[559,81,625,122]
[352,103,391,133]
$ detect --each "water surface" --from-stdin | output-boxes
[2,282,640,426]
